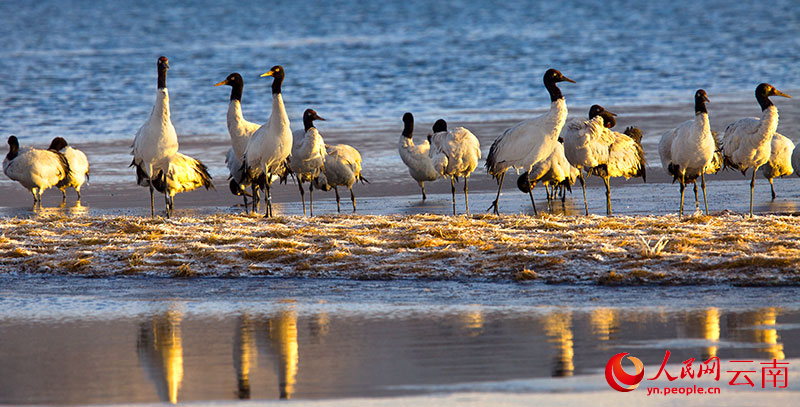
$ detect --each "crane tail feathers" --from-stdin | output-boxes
[192,159,215,191]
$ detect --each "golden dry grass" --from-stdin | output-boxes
[0,213,798,284]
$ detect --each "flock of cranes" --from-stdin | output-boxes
[2,57,796,219]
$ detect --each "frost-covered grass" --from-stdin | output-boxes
[1,212,799,285]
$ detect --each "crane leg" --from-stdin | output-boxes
[769,178,776,201]
[701,172,709,215]
[309,184,314,217]
[749,168,756,218]
[603,176,612,216]
[488,172,505,215]
[679,173,685,218]
[350,186,356,213]
[578,171,588,216]
[298,179,306,216]
[149,183,155,217]
[264,182,272,218]
[450,177,457,215]
[251,184,258,213]
[528,181,537,216]
[464,176,470,216]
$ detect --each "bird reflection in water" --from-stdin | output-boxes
[759,199,798,215]
[267,310,299,399]
[234,314,257,399]
[728,307,785,360]
[542,311,574,377]
[701,308,721,360]
[753,308,785,360]
[36,200,89,216]
[309,311,330,340]
[458,309,484,337]
[137,309,184,404]
[590,308,618,343]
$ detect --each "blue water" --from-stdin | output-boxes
[0,0,798,144]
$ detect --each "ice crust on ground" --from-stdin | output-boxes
[1,212,798,285]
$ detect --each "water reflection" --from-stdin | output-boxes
[757,199,798,215]
[542,311,574,377]
[701,308,720,359]
[311,312,330,339]
[266,310,299,399]
[137,309,184,404]
[754,308,785,360]
[458,309,484,337]
[9,201,92,217]
[1,293,798,405]
[729,307,786,360]
[234,314,257,399]
[590,308,618,342]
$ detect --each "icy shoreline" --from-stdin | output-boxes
[1,212,798,285]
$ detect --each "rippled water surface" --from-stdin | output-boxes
[1,278,799,404]
[0,0,797,144]
[1,3,799,404]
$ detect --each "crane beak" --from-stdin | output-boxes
[704,94,711,103]
[607,110,617,116]
[561,76,576,83]
[773,89,791,98]
[260,70,276,78]
[316,116,326,121]
[213,80,227,87]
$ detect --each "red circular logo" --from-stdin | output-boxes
[605,352,645,392]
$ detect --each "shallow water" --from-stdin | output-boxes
[0,277,798,404]
[0,0,797,145]
[1,176,798,219]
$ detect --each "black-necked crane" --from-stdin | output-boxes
[131,56,179,217]
[398,112,439,200]
[485,68,575,215]
[428,119,481,215]
[721,83,791,217]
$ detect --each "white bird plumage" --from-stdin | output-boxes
[428,119,481,215]
[563,107,613,214]
[562,105,646,215]
[4,135,70,206]
[518,141,580,208]
[313,143,368,213]
[242,65,292,217]
[398,112,439,200]
[131,56,179,216]
[225,147,248,198]
[721,82,791,217]
[149,152,214,217]
[759,132,795,200]
[485,68,575,214]
[215,73,262,209]
[290,109,328,216]
[47,137,89,202]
